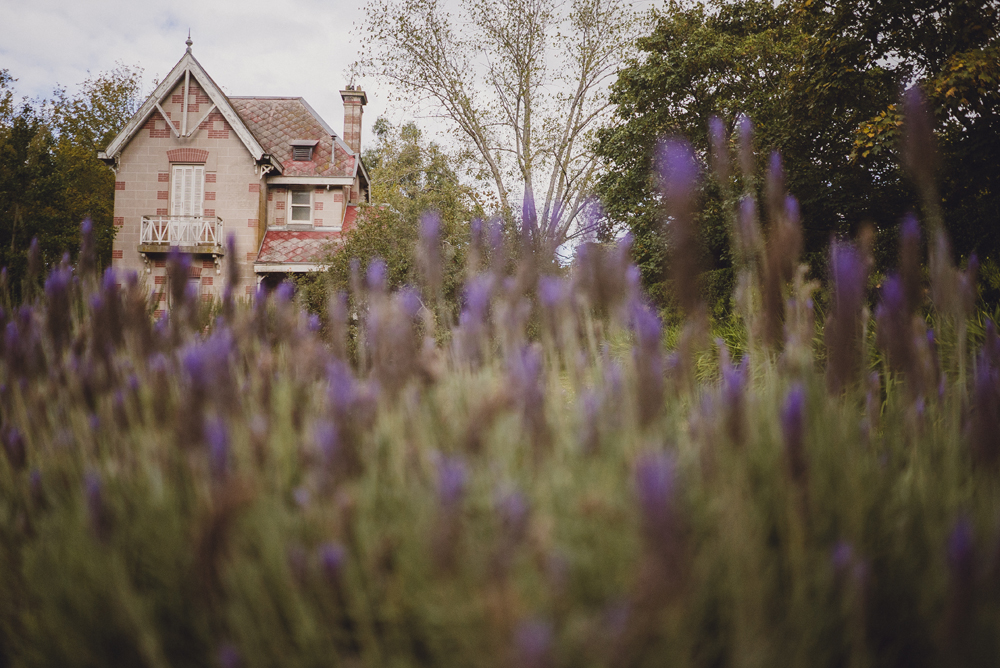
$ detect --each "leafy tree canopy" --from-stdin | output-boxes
[596,0,999,303]
[0,64,144,301]
[301,119,486,315]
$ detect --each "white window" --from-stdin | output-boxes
[289,190,311,222]
[171,165,204,218]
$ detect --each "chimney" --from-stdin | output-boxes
[340,87,367,154]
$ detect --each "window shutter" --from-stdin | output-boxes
[193,166,204,217]
[171,165,205,217]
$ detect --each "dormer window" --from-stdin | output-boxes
[290,139,318,161]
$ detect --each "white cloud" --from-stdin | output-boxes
[0,0,409,150]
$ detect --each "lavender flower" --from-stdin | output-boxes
[630,303,664,427]
[44,265,73,353]
[825,241,869,393]
[538,275,569,311]
[365,258,387,294]
[436,455,468,509]
[830,541,854,578]
[2,427,26,472]
[656,138,702,316]
[513,618,553,668]
[217,643,242,668]
[635,451,678,545]
[720,350,747,446]
[969,354,1000,468]
[781,384,808,487]
[205,418,230,482]
[318,542,347,583]
[495,487,530,546]
[314,420,339,468]
[507,346,550,450]
[275,281,294,304]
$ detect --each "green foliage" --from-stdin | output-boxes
[596,0,999,304]
[0,64,143,301]
[325,119,484,308]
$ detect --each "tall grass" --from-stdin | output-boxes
[1,93,999,668]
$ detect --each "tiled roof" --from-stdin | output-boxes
[256,230,342,264]
[229,97,356,178]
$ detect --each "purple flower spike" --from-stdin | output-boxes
[275,281,294,303]
[314,420,339,467]
[205,418,230,482]
[630,302,662,353]
[538,275,568,310]
[463,275,494,322]
[398,287,423,319]
[826,241,869,393]
[831,541,854,576]
[366,258,387,292]
[781,384,808,485]
[656,138,699,203]
[319,542,347,582]
[2,427,26,471]
[513,618,553,668]
[217,643,242,668]
[635,451,677,543]
[948,515,975,588]
[495,488,530,545]
[436,455,468,508]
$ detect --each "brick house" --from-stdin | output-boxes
[99,37,369,313]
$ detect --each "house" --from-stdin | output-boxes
[99,36,369,314]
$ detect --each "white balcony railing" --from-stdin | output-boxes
[140,215,223,248]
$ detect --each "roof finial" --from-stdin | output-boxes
[185,30,193,52]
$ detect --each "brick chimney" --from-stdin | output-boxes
[340,87,367,154]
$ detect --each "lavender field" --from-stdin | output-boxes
[1,105,999,668]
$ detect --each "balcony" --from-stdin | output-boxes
[139,216,225,254]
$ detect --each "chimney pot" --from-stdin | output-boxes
[340,89,368,154]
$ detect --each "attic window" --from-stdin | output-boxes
[290,140,319,161]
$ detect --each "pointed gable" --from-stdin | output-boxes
[99,48,273,169]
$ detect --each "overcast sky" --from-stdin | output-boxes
[0,0,405,150]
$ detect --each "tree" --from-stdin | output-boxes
[360,0,636,248]
[0,64,144,300]
[597,0,904,302]
[311,119,484,310]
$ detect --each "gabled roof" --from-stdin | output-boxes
[256,229,341,264]
[99,46,274,168]
[229,97,357,178]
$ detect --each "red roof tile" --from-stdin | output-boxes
[256,230,342,264]
[229,97,356,178]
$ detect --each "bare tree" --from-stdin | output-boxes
[359,0,635,248]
